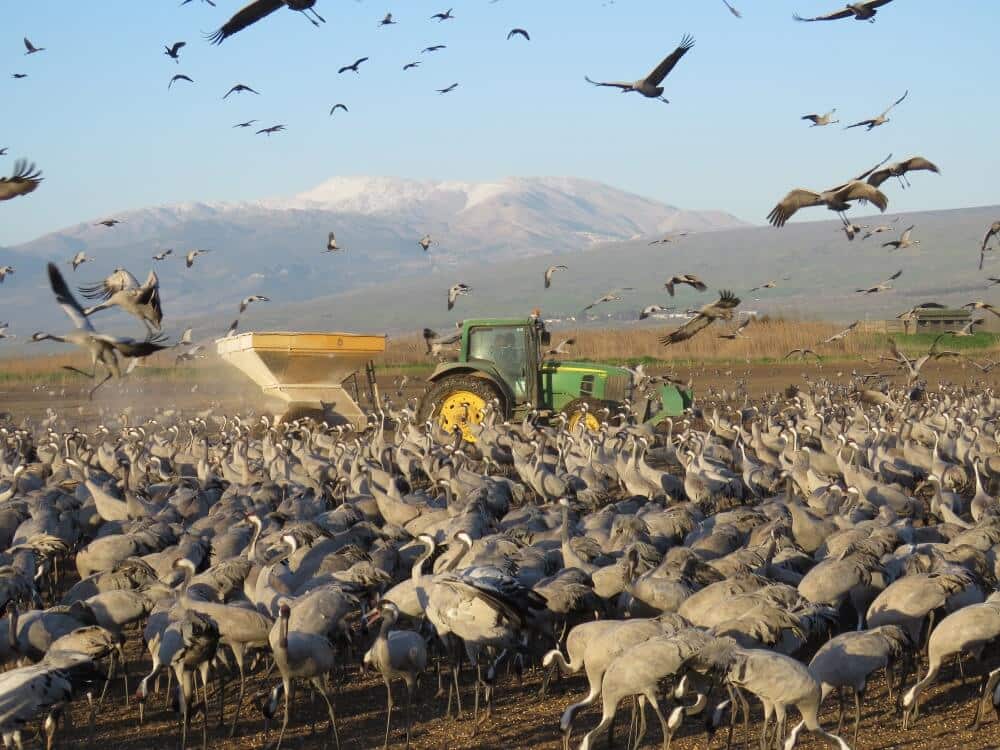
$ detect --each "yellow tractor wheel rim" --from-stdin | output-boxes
[568,410,601,433]
[438,390,487,442]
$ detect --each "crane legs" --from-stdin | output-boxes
[176,668,191,750]
[90,372,113,399]
[383,679,394,748]
[380,677,416,750]
[275,676,292,750]
[974,666,1000,729]
[443,635,463,719]
[272,675,340,750]
[228,644,249,737]
[308,675,340,750]
[175,663,211,750]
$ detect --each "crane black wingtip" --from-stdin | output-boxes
[47,262,74,301]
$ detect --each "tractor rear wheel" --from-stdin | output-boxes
[418,375,505,442]
[562,397,606,433]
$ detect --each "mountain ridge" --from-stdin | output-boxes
[11,175,747,254]
[1,182,995,348]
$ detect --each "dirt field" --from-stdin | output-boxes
[2,359,996,427]
[43,621,1000,750]
[3,359,1000,749]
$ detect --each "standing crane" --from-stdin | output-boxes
[364,601,427,749]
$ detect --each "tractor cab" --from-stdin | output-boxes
[418,316,692,440]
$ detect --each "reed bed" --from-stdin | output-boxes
[379,319,1000,367]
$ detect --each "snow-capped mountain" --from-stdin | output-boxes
[0,175,746,337]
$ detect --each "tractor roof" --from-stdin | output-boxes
[463,317,534,328]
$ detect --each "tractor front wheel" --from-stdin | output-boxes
[418,375,504,442]
[562,397,606,434]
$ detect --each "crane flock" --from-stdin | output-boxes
[0,345,992,749]
[0,4,999,750]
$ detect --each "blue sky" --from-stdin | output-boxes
[1,0,998,246]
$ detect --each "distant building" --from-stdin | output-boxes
[901,305,974,334]
[859,303,975,335]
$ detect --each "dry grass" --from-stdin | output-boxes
[0,351,93,383]
[0,351,221,385]
[380,318,1000,367]
[2,320,997,383]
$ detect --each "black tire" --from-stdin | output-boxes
[417,375,506,436]
[561,396,607,432]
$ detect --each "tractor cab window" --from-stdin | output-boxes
[469,326,529,401]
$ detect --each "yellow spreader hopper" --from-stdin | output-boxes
[216,331,386,425]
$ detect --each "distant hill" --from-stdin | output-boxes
[188,203,1000,337]
[0,175,745,341]
[1,183,996,349]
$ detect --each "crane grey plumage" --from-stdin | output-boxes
[447,283,470,311]
[164,41,185,61]
[845,90,908,131]
[239,295,270,314]
[175,559,272,737]
[364,601,427,749]
[173,610,220,750]
[979,221,1000,270]
[902,596,1000,729]
[266,602,341,750]
[882,225,919,251]
[577,628,713,750]
[209,0,325,44]
[802,109,838,127]
[659,290,741,346]
[33,264,170,397]
[856,268,902,295]
[868,569,976,645]
[78,268,163,333]
[0,662,72,750]
[689,640,853,750]
[426,564,548,724]
[169,74,194,89]
[768,154,892,227]
[794,0,894,23]
[338,57,368,75]
[807,625,911,747]
[585,35,695,103]
[544,265,567,289]
[0,160,43,201]
[867,156,940,188]
[665,274,708,297]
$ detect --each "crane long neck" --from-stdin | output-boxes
[411,539,434,582]
[446,535,472,572]
[177,561,194,604]
[377,612,395,641]
[7,608,17,651]
[279,611,289,650]
[248,517,262,563]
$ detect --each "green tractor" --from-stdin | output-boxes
[417,317,693,440]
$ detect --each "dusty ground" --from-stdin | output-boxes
[42,629,1000,750]
[3,359,1000,749]
[2,359,996,427]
